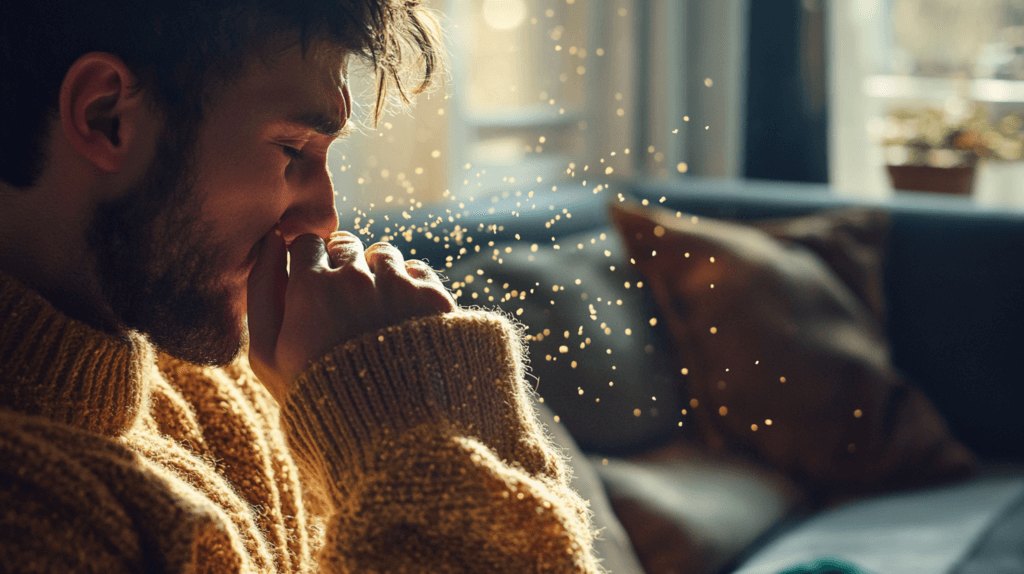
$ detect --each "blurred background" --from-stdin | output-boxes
[327,0,1024,211]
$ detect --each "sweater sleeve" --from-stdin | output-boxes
[279,309,603,573]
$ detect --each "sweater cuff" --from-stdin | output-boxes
[280,310,532,500]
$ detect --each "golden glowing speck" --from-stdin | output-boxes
[718,406,728,416]
[854,409,863,418]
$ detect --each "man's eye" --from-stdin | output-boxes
[281,145,305,160]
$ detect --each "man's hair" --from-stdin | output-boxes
[0,0,443,188]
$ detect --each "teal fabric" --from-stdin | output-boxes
[776,557,873,574]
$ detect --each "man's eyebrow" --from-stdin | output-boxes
[283,110,349,138]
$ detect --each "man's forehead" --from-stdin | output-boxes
[236,45,349,130]
[283,108,347,138]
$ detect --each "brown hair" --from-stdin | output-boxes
[0,0,444,188]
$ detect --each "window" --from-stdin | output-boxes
[830,0,1024,206]
[328,0,748,210]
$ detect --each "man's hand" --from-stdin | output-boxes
[247,230,456,403]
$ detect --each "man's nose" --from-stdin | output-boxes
[278,162,339,242]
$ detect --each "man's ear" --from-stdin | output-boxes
[59,52,153,175]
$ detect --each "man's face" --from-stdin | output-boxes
[88,47,346,365]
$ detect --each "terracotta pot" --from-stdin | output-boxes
[886,164,977,195]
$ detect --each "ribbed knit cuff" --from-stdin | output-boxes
[281,310,532,502]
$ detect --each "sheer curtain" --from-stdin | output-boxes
[328,0,749,214]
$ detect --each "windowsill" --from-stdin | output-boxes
[864,75,1024,105]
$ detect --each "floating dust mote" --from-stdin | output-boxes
[328,1,770,431]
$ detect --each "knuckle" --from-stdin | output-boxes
[338,265,376,290]
[405,259,434,274]
[418,285,456,313]
[366,241,400,256]
[327,242,360,263]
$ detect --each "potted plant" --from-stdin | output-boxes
[882,106,1023,195]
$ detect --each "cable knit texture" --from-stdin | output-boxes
[0,270,600,573]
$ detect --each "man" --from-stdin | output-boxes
[0,0,601,571]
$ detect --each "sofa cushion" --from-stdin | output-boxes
[609,201,975,498]
[594,440,806,574]
[533,401,647,574]
[448,230,684,453]
[732,472,1024,574]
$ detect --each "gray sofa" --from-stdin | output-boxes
[342,177,1024,573]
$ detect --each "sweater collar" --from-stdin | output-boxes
[0,270,152,436]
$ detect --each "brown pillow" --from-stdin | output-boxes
[609,200,975,499]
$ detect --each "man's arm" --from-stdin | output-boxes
[247,231,602,572]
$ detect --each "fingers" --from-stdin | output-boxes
[289,234,330,273]
[404,259,437,281]
[364,242,406,277]
[363,242,454,314]
[247,229,288,368]
[326,231,368,271]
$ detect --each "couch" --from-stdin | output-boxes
[339,176,1024,574]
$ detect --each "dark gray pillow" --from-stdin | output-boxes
[449,228,684,453]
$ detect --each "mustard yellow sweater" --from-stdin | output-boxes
[0,271,600,573]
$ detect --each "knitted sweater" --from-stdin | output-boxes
[0,271,601,573]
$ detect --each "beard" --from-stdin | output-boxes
[85,128,246,367]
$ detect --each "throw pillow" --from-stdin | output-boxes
[609,200,975,498]
[448,230,685,454]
